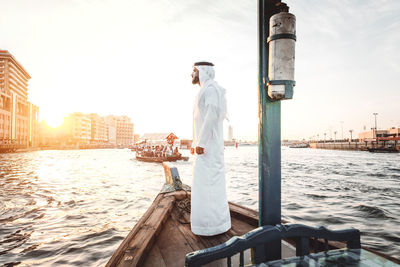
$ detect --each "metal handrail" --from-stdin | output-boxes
[185,223,360,267]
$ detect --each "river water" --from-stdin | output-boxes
[0,147,399,266]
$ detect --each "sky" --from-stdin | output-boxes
[1,0,399,141]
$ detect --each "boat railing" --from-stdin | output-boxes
[185,224,360,267]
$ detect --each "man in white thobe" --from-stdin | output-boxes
[190,61,231,236]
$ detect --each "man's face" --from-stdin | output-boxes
[191,67,199,85]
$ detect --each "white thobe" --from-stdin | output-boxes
[191,79,231,236]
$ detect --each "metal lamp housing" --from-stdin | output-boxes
[267,12,296,100]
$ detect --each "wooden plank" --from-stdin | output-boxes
[229,202,259,227]
[171,204,232,250]
[213,230,233,246]
[142,243,167,267]
[199,233,228,249]
[116,195,175,267]
[170,206,208,251]
[156,215,194,267]
[122,195,174,266]
[230,216,257,236]
[169,199,259,251]
[109,190,295,267]
[229,201,289,225]
[169,204,254,267]
[106,193,165,267]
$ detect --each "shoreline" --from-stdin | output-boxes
[309,141,399,152]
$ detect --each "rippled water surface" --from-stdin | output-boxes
[1,147,399,266]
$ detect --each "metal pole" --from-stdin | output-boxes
[373,113,378,139]
[258,0,289,262]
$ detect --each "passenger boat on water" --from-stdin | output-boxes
[136,151,189,163]
[288,143,310,148]
[367,147,399,153]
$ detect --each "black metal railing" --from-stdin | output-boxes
[185,224,360,267]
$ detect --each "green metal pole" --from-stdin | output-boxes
[257,0,289,262]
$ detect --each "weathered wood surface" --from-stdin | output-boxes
[106,193,175,267]
[107,190,265,267]
[142,194,259,267]
[107,190,364,267]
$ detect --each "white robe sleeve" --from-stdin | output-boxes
[197,88,219,148]
[192,119,195,149]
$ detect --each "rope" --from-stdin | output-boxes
[174,189,191,224]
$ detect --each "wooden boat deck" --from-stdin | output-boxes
[107,190,296,267]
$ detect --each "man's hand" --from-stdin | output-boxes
[190,148,195,155]
[195,146,204,155]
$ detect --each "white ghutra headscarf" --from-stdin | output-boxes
[194,64,228,121]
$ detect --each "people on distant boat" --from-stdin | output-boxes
[155,145,161,157]
[190,61,231,236]
[174,147,181,157]
[136,144,186,159]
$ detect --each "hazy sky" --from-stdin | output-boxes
[2,0,399,140]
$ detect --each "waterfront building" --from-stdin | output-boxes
[65,112,91,145]
[105,115,134,146]
[0,50,39,147]
[358,127,400,142]
[89,113,107,144]
[37,113,134,148]
[134,134,140,144]
[29,103,40,147]
[104,115,117,145]
[388,127,400,137]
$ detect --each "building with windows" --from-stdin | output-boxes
[134,134,140,144]
[388,127,400,137]
[104,115,117,145]
[358,127,400,142]
[65,112,91,144]
[117,116,134,146]
[38,113,135,148]
[89,113,107,143]
[105,115,134,146]
[0,50,39,147]
[29,103,40,147]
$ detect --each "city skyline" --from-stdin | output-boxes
[2,0,399,141]
[39,112,135,148]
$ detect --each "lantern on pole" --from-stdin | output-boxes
[267,11,296,100]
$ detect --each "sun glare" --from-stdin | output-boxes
[43,116,64,128]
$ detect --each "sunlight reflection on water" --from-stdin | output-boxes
[0,147,399,265]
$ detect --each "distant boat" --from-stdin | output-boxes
[136,152,189,163]
[239,142,257,146]
[367,147,399,153]
[289,143,310,148]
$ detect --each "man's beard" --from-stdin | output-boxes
[192,76,199,85]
